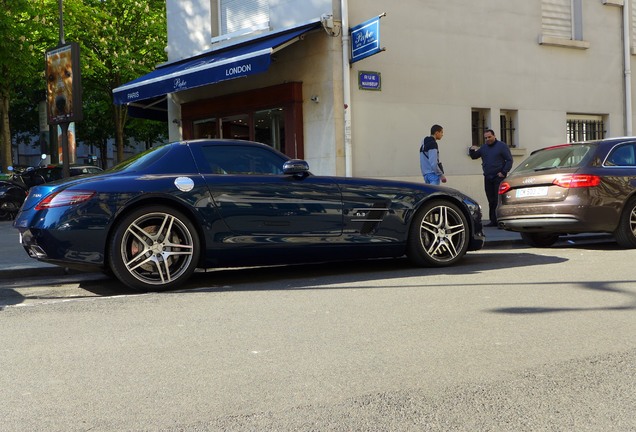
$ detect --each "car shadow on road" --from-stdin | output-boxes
[106,249,570,294]
[4,237,628,309]
[59,248,569,296]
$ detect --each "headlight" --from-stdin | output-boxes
[463,197,482,217]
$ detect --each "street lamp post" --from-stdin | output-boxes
[57,0,70,179]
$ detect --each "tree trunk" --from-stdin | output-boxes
[0,83,12,173]
[113,104,127,164]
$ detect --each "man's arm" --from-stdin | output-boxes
[501,143,513,175]
[468,146,481,160]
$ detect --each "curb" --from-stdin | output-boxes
[0,266,93,280]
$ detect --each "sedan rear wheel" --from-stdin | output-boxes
[614,197,636,248]
[520,232,559,247]
[407,200,470,267]
[108,206,200,291]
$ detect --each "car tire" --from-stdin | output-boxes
[406,199,470,267]
[614,197,636,248]
[0,200,20,220]
[108,206,200,291]
[520,232,559,247]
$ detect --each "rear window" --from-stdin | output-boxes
[110,143,172,172]
[513,144,595,174]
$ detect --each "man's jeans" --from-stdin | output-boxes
[424,173,441,185]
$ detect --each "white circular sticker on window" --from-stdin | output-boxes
[174,176,194,192]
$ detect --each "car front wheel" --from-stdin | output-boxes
[108,206,200,291]
[614,197,636,248]
[407,200,470,267]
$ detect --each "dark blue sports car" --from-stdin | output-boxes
[13,140,484,291]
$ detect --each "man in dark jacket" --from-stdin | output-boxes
[469,129,513,227]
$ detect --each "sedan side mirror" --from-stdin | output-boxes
[283,159,309,176]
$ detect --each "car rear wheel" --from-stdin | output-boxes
[520,232,559,247]
[614,197,636,248]
[108,206,200,291]
[407,200,470,267]
[0,200,21,220]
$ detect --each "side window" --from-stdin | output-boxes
[606,144,636,167]
[200,145,286,175]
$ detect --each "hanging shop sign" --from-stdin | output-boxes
[350,13,386,64]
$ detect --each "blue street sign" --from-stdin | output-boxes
[350,15,384,63]
[358,71,381,91]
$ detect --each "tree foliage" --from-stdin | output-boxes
[1,0,167,172]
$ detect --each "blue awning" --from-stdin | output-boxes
[113,22,320,106]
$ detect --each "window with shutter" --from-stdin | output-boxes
[539,0,588,49]
[632,0,636,53]
[220,0,269,35]
[541,0,572,39]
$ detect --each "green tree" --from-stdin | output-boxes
[0,0,54,172]
[2,0,167,172]
[62,0,167,164]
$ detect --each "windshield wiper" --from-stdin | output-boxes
[534,166,557,172]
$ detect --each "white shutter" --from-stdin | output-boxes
[221,0,269,35]
[632,0,636,49]
[541,0,573,39]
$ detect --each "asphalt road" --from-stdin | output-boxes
[1,236,635,431]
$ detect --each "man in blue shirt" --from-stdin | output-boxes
[420,124,447,185]
[469,129,513,227]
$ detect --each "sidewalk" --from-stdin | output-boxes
[0,220,606,280]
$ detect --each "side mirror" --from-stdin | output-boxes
[283,159,309,175]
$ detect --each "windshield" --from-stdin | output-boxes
[513,143,596,174]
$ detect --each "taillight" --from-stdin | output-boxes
[498,182,511,195]
[35,190,95,210]
[552,174,601,188]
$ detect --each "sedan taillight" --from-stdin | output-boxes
[552,174,601,188]
[35,190,95,210]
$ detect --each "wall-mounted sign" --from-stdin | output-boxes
[359,71,381,91]
[350,13,386,64]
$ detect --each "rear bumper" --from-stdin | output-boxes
[497,216,580,232]
[18,227,107,270]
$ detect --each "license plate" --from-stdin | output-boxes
[516,186,548,198]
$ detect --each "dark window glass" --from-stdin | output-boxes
[200,145,287,175]
[606,144,636,167]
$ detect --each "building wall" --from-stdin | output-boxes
[164,0,633,210]
[346,0,629,205]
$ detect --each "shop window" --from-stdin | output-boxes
[221,114,250,140]
[181,83,304,159]
[193,118,219,139]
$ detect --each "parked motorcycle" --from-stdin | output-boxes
[0,167,29,220]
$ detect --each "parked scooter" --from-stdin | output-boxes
[0,166,29,220]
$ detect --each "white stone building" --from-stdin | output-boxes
[114,0,636,206]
